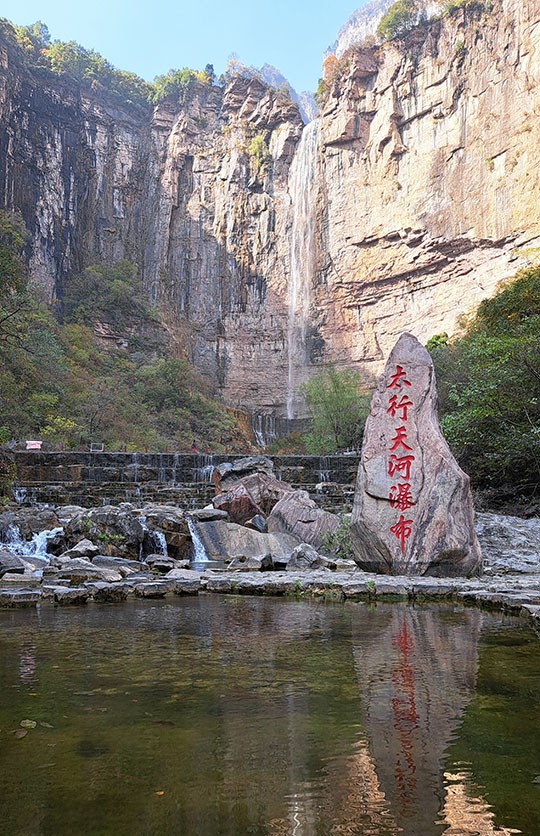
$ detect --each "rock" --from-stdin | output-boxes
[54,587,89,606]
[5,508,60,539]
[58,538,99,560]
[267,490,341,550]
[213,472,294,523]
[92,555,149,576]
[190,508,229,522]
[145,554,176,573]
[286,543,337,572]
[65,506,145,558]
[213,482,263,524]
[350,333,482,577]
[215,456,275,487]
[194,519,300,565]
[0,548,25,578]
[475,513,540,575]
[51,558,123,583]
[134,582,172,598]
[245,514,268,533]
[140,505,189,559]
[0,589,41,607]
[90,582,130,603]
[228,554,274,572]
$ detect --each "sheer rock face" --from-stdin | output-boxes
[350,333,482,576]
[0,0,539,417]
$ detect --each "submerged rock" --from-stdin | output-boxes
[351,333,482,577]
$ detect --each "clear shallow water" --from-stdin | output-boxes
[0,597,538,836]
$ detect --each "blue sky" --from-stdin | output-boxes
[1,0,363,93]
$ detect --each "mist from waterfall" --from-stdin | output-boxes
[287,119,320,420]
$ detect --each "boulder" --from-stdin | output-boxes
[145,554,177,573]
[90,582,130,603]
[214,456,275,489]
[190,508,229,522]
[286,543,337,572]
[267,490,341,550]
[194,519,300,565]
[228,554,274,572]
[48,558,123,583]
[58,538,99,560]
[213,472,294,523]
[0,548,25,578]
[245,514,268,533]
[140,505,189,559]
[54,587,89,606]
[65,505,145,558]
[92,556,149,577]
[350,333,482,576]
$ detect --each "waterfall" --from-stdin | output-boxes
[2,524,64,559]
[193,455,214,484]
[151,530,168,556]
[187,517,209,566]
[287,119,320,420]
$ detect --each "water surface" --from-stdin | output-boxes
[0,597,538,835]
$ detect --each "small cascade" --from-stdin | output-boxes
[13,487,28,504]
[251,414,278,448]
[287,119,320,419]
[2,524,64,559]
[131,452,140,483]
[151,530,168,556]
[193,455,214,484]
[318,456,331,484]
[137,513,148,561]
[172,452,179,486]
[187,517,209,566]
[1,524,64,575]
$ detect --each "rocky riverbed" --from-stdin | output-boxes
[1,505,539,633]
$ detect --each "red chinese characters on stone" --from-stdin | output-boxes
[390,426,413,452]
[389,482,415,511]
[387,365,412,390]
[388,453,415,481]
[390,514,414,554]
[385,364,416,554]
[387,394,414,422]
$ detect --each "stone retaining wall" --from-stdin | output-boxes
[12,452,361,511]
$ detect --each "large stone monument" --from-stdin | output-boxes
[351,333,482,576]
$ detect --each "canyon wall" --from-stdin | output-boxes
[0,0,538,423]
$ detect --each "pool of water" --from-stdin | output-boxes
[0,597,538,835]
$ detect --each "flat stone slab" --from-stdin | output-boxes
[54,587,89,606]
[0,588,41,607]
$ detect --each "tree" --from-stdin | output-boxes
[377,0,422,40]
[300,367,371,453]
[428,267,540,489]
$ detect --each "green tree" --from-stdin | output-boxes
[428,267,540,489]
[300,367,371,453]
[377,0,421,40]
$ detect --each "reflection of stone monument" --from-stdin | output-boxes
[351,332,482,575]
[352,605,482,836]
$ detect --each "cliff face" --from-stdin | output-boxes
[1,0,539,423]
[315,0,540,377]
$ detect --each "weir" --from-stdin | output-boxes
[10,452,360,511]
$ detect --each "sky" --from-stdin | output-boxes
[0,0,363,93]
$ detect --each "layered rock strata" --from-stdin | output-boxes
[1,0,539,417]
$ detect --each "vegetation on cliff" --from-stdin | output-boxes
[0,210,248,452]
[428,266,540,496]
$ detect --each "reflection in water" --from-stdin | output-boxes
[441,769,521,835]
[0,599,537,836]
[352,606,482,835]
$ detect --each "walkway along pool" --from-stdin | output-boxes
[0,596,539,835]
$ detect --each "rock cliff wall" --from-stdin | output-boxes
[1,0,538,422]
